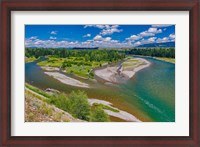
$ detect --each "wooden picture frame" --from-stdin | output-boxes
[0,0,199,146]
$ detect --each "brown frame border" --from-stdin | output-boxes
[0,0,199,146]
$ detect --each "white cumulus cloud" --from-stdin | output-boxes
[169,34,175,39]
[49,36,57,40]
[84,25,122,36]
[29,36,38,40]
[100,25,122,36]
[104,37,112,41]
[139,28,162,37]
[148,28,162,33]
[84,25,105,29]
[139,32,155,37]
[126,35,142,41]
[151,25,173,28]
[93,35,103,40]
[156,37,170,43]
[83,34,91,37]
[50,31,57,35]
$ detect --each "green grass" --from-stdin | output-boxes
[66,65,91,78]
[37,57,64,67]
[122,58,144,70]
[25,89,44,101]
[92,103,120,112]
[25,57,36,63]
[25,83,51,98]
[156,57,175,63]
[37,56,108,79]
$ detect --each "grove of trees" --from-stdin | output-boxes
[26,48,175,60]
[125,48,175,58]
[25,48,125,62]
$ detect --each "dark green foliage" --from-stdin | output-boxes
[62,60,72,68]
[48,93,71,112]
[85,54,90,62]
[25,48,125,62]
[25,48,174,62]
[90,106,110,122]
[126,48,175,58]
[88,72,94,78]
[48,91,90,121]
[68,91,90,121]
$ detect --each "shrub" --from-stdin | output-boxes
[47,91,111,122]
[68,91,90,121]
[48,91,90,121]
[48,93,71,112]
[89,72,94,78]
[90,106,110,122]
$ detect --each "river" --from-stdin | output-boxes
[25,57,175,122]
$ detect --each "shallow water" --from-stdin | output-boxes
[25,57,175,122]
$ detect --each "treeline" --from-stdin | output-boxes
[25,48,125,62]
[125,48,175,58]
[25,48,175,60]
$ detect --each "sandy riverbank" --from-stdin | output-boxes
[41,66,90,80]
[88,98,141,122]
[94,58,150,83]
[122,58,151,78]
[41,66,60,71]
[44,72,89,88]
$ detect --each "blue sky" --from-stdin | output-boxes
[25,25,175,48]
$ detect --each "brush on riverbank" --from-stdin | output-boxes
[25,83,141,122]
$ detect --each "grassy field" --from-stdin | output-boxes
[37,56,108,78]
[156,57,175,64]
[25,57,37,63]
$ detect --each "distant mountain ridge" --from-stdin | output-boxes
[72,47,99,50]
[137,42,175,48]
